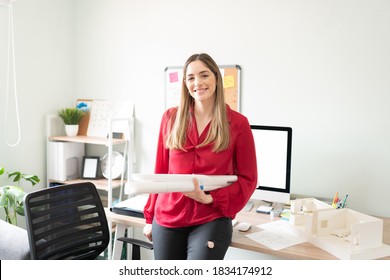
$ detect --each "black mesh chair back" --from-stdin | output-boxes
[24,182,110,260]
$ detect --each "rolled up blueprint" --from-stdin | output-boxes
[125,174,237,195]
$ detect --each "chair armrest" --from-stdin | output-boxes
[117,237,153,250]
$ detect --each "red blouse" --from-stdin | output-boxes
[143,105,257,227]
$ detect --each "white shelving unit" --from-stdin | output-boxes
[46,109,135,259]
[47,136,126,204]
[46,117,134,207]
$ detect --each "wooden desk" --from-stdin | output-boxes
[105,207,390,260]
[105,208,146,260]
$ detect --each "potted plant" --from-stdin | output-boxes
[0,166,40,225]
[58,108,85,137]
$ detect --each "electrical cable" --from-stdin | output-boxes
[2,0,21,147]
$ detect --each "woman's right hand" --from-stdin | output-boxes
[143,223,153,241]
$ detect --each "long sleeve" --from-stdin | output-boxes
[209,116,257,218]
[143,108,174,224]
[143,106,257,227]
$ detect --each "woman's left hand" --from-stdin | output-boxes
[182,178,214,204]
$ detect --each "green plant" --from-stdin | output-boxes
[58,108,85,125]
[0,166,40,225]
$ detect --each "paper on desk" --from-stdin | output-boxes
[113,195,148,212]
[246,220,307,250]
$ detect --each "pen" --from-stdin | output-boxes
[342,193,349,208]
[332,192,338,208]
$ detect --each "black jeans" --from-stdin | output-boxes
[152,217,233,260]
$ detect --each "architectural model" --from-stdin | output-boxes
[289,198,390,259]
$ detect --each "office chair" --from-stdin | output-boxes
[24,182,110,260]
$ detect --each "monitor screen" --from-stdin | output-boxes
[250,125,293,205]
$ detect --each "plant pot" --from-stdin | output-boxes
[65,125,79,137]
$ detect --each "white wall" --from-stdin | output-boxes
[73,0,390,217]
[1,0,390,226]
[0,0,74,224]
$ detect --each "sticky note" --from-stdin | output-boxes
[223,75,234,89]
[169,72,179,83]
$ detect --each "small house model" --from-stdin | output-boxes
[289,198,390,259]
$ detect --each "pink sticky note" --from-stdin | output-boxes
[169,72,179,83]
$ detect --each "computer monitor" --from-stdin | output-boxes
[250,125,292,206]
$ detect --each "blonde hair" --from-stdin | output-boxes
[166,53,230,152]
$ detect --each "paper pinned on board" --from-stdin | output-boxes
[125,174,237,195]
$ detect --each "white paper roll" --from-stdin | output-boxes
[126,174,237,195]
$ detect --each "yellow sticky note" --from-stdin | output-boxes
[223,75,234,89]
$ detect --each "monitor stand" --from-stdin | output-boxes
[270,202,285,212]
[243,201,254,211]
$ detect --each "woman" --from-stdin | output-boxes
[143,53,257,260]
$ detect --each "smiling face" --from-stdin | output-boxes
[185,60,217,106]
